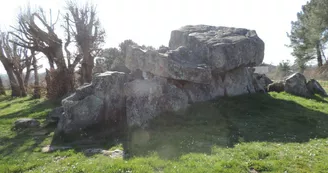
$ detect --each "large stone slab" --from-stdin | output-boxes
[57,71,128,135]
[169,25,265,72]
[179,74,224,103]
[125,78,189,127]
[168,67,255,103]
[125,46,212,84]
[223,67,256,96]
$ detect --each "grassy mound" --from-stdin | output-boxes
[1,90,328,172]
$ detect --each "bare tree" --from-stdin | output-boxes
[0,34,20,96]
[0,76,5,95]
[10,7,80,99]
[66,1,105,84]
[0,32,29,97]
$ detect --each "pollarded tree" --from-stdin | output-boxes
[66,1,105,85]
[0,32,32,97]
[10,7,81,99]
[0,33,20,97]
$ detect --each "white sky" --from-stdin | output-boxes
[0,0,308,74]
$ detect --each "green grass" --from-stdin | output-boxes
[1,89,328,172]
[319,80,328,90]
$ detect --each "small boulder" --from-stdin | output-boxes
[306,79,328,97]
[284,73,312,97]
[267,81,285,93]
[13,118,40,130]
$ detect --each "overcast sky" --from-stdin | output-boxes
[0,0,308,74]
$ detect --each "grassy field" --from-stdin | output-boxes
[1,88,328,172]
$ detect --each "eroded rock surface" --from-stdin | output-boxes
[125,78,189,127]
[125,46,212,84]
[169,25,265,72]
[223,67,256,96]
[285,73,312,97]
[57,71,128,135]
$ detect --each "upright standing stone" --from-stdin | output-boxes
[284,73,312,97]
[306,79,327,97]
[57,71,128,135]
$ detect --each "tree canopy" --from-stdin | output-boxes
[288,0,328,70]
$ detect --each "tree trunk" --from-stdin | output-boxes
[0,51,28,97]
[80,53,94,85]
[24,68,31,88]
[0,76,5,95]
[13,70,27,97]
[32,56,41,99]
[45,46,75,99]
[80,62,86,85]
[13,71,27,97]
[0,61,21,97]
[80,62,93,85]
[46,68,75,100]
[316,42,323,67]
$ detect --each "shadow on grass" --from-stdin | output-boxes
[3,93,328,161]
[0,99,61,120]
[0,127,55,157]
[46,93,328,159]
[307,94,328,103]
[0,95,11,102]
[0,97,61,157]
[123,93,328,159]
[0,103,11,110]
